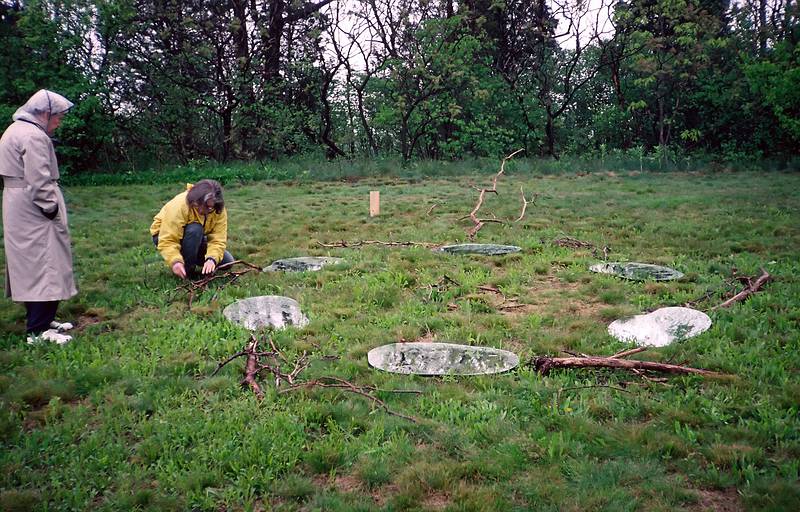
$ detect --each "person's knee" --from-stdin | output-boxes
[184,222,203,238]
[221,250,235,265]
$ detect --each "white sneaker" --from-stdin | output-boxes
[26,329,72,346]
[50,320,74,332]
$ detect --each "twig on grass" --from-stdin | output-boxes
[173,260,262,307]
[315,239,439,249]
[424,275,462,302]
[551,237,611,260]
[213,334,420,422]
[552,236,594,249]
[609,347,647,359]
[685,267,772,311]
[531,349,732,379]
[710,268,771,310]
[280,377,420,423]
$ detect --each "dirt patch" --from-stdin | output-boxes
[421,491,450,510]
[310,473,363,495]
[74,310,106,331]
[689,487,743,512]
[371,483,400,507]
[312,474,328,489]
[333,474,362,494]
[492,276,604,319]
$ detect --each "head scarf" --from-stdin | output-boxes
[12,89,74,130]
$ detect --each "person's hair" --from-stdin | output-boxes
[186,179,224,214]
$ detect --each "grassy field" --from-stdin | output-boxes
[1,165,799,511]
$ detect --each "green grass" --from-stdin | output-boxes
[1,164,799,511]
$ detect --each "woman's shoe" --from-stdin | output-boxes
[50,320,74,332]
[27,329,72,345]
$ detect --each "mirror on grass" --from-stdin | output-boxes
[223,295,309,330]
[589,262,684,281]
[263,256,344,272]
[368,342,519,375]
[436,244,522,256]
[608,306,712,347]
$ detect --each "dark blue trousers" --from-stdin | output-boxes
[153,222,234,271]
[25,301,59,334]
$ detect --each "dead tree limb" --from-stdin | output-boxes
[553,236,595,249]
[466,149,524,239]
[173,260,262,307]
[213,335,420,421]
[316,239,439,248]
[280,377,419,422]
[710,268,771,310]
[610,347,647,359]
[531,355,731,379]
[516,186,538,222]
[243,338,265,399]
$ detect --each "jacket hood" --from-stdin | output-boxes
[12,90,74,129]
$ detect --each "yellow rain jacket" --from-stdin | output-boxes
[149,184,228,268]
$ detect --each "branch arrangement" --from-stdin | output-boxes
[516,186,538,222]
[173,260,262,307]
[315,239,439,249]
[685,267,772,311]
[710,267,771,310]
[530,347,732,379]
[552,236,610,259]
[213,335,420,422]
[464,149,527,239]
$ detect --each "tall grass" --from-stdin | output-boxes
[1,165,799,510]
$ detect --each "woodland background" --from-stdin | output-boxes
[0,0,798,174]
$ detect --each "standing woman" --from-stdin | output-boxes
[0,90,77,345]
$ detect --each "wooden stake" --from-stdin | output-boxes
[369,190,380,217]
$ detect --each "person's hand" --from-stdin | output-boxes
[202,258,217,275]
[171,261,187,279]
[40,206,58,220]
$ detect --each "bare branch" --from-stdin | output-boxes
[466,149,524,239]
[711,268,772,310]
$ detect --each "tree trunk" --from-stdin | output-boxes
[263,0,285,83]
[545,107,557,158]
[356,87,377,155]
[400,115,410,162]
[221,108,232,162]
[758,0,767,56]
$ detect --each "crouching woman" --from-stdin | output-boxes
[150,179,234,279]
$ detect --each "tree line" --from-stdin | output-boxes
[1,0,797,173]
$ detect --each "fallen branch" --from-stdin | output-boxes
[710,268,771,310]
[530,353,731,379]
[213,335,420,421]
[315,239,439,249]
[552,236,594,249]
[280,377,420,422]
[516,186,538,222]
[426,203,438,216]
[609,347,647,359]
[173,260,262,307]
[466,149,524,239]
[424,275,462,302]
[242,337,265,399]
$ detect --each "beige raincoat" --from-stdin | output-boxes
[0,90,78,302]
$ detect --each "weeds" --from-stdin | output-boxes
[1,165,799,510]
